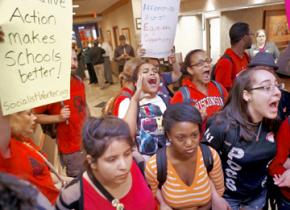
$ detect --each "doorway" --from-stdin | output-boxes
[112,26,119,48]
[206,17,220,63]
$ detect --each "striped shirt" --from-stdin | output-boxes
[145,146,224,209]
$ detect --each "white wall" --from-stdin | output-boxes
[174,16,203,59]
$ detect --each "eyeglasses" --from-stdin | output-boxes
[190,58,212,68]
[249,84,282,92]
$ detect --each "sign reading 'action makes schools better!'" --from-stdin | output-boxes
[0,0,72,115]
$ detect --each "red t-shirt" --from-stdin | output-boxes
[171,79,228,118]
[215,48,249,90]
[0,137,59,203]
[268,118,290,200]
[112,87,134,117]
[34,76,87,154]
[83,162,157,210]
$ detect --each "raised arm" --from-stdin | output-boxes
[123,76,144,139]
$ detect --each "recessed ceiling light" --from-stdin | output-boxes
[73,12,76,15]
[73,5,79,8]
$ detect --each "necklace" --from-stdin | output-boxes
[87,170,126,210]
[255,121,262,141]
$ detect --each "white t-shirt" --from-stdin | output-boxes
[117,95,167,119]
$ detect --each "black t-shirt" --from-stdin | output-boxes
[202,121,276,199]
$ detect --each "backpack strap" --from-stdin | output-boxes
[211,53,234,80]
[120,90,132,99]
[200,144,214,173]
[222,54,233,64]
[156,147,167,189]
[211,80,225,102]
[79,177,84,210]
[222,125,240,156]
[179,86,196,104]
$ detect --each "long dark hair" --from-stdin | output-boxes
[82,117,134,170]
[215,68,279,141]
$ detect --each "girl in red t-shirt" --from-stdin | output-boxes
[56,117,157,210]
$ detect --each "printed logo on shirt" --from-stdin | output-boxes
[73,96,85,114]
[29,157,44,176]
[194,97,224,111]
[225,147,245,192]
[266,132,275,143]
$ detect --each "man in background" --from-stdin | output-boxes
[214,22,252,90]
[83,42,98,84]
[114,35,135,73]
[89,40,107,89]
[98,37,114,84]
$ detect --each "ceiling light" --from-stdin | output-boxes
[73,5,79,8]
[73,12,76,15]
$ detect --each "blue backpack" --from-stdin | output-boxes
[179,80,225,104]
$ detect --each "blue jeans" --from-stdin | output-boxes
[277,194,290,210]
[224,189,267,210]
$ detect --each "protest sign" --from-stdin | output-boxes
[0,0,72,115]
[141,0,180,58]
[286,0,290,29]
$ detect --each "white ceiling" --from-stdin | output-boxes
[72,0,120,15]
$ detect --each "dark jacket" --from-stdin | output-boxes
[89,46,105,65]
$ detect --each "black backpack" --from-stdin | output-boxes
[156,144,213,189]
[211,54,233,81]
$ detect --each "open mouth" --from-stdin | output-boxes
[269,101,279,113]
[203,70,210,77]
[148,78,157,85]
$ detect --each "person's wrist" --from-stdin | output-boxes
[58,115,65,122]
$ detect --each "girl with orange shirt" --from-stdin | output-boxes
[145,104,224,210]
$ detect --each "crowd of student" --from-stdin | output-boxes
[0,20,290,210]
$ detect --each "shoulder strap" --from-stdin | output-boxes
[156,147,167,189]
[222,53,233,63]
[212,53,234,80]
[222,125,240,155]
[79,177,84,210]
[21,142,65,186]
[180,86,195,104]
[211,80,224,102]
[120,90,132,99]
[200,144,213,173]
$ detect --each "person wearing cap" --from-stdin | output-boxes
[248,51,290,121]
[214,22,252,91]
[248,51,279,71]
[114,35,135,73]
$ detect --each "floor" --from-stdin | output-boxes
[84,76,120,117]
